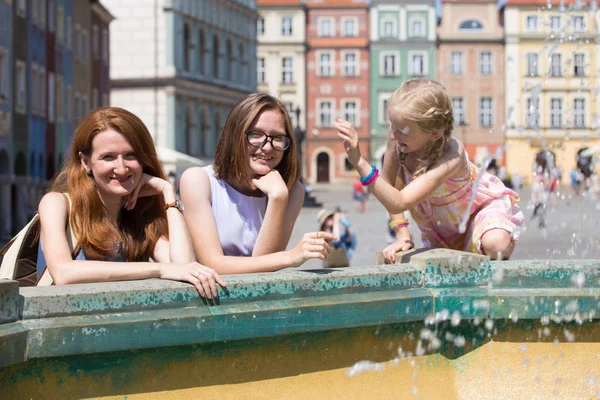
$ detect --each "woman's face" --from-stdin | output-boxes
[80,129,143,198]
[246,109,287,177]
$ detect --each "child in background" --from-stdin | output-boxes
[317,208,356,268]
[336,78,523,263]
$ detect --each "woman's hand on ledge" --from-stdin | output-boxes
[287,231,337,268]
[382,237,414,264]
[159,263,226,299]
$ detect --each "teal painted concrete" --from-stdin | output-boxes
[1,249,600,370]
[0,280,19,324]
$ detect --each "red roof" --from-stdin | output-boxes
[442,0,496,3]
[505,0,589,5]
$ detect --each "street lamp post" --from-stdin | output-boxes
[292,106,321,208]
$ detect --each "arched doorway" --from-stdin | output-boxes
[316,152,329,183]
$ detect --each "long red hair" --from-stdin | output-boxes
[49,107,168,261]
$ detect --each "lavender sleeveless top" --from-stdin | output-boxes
[203,165,267,256]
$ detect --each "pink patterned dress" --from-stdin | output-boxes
[402,162,524,254]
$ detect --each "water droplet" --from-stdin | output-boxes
[451,311,461,327]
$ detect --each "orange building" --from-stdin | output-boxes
[305,0,370,184]
[437,0,505,166]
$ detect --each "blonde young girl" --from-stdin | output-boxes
[337,79,523,261]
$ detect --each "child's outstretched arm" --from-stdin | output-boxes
[336,119,463,215]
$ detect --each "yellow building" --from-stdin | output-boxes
[504,0,599,183]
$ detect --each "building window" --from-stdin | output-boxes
[318,52,333,77]
[31,66,39,114]
[409,53,425,76]
[92,25,99,59]
[451,52,463,74]
[379,92,392,124]
[40,68,46,116]
[281,17,293,36]
[102,93,109,107]
[381,53,398,76]
[102,28,109,64]
[319,18,334,37]
[550,16,561,31]
[574,53,585,77]
[526,15,538,31]
[282,57,293,84]
[343,101,358,126]
[0,50,8,101]
[381,18,395,38]
[549,53,561,77]
[92,88,98,110]
[56,75,63,121]
[572,15,586,32]
[257,57,265,83]
[82,29,89,63]
[343,52,357,76]
[257,17,265,36]
[550,98,562,127]
[526,53,538,76]
[57,6,64,44]
[74,24,80,59]
[526,97,539,128]
[183,22,193,72]
[318,101,333,127]
[480,52,492,75]
[459,19,483,31]
[17,0,26,17]
[409,17,425,37]
[479,97,492,127]
[573,98,585,128]
[452,97,465,125]
[342,17,357,37]
[48,0,55,32]
[66,85,73,122]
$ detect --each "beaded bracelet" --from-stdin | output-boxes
[362,168,379,186]
[389,218,409,229]
[359,165,376,185]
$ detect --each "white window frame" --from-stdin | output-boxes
[572,15,586,32]
[257,57,265,84]
[550,97,564,128]
[526,15,538,31]
[342,99,360,127]
[573,52,585,77]
[408,16,426,38]
[281,16,293,36]
[479,97,493,127]
[452,97,465,125]
[550,98,562,128]
[92,25,99,59]
[526,53,538,76]
[0,49,8,102]
[451,51,463,74]
[408,51,427,77]
[550,15,561,31]
[526,97,540,128]
[317,99,335,128]
[257,17,265,36]
[573,98,585,128]
[342,51,358,77]
[378,92,393,125]
[317,51,334,77]
[480,52,492,75]
[549,53,561,77]
[16,61,26,113]
[341,17,358,37]
[282,57,293,84]
[48,72,55,123]
[380,51,400,77]
[380,16,397,38]
[318,17,334,37]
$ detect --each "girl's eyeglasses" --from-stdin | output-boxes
[245,130,290,151]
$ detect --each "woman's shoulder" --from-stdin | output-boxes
[38,192,70,222]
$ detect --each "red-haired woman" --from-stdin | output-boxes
[180,93,334,274]
[37,107,225,298]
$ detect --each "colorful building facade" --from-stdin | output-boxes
[104,0,258,172]
[0,0,13,241]
[505,0,600,183]
[437,0,505,166]
[369,0,437,166]
[305,0,370,184]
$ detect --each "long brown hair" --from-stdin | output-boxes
[49,107,168,261]
[213,93,300,190]
[389,79,454,189]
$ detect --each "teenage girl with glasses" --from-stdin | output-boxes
[180,93,335,273]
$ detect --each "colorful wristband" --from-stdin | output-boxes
[389,218,409,229]
[362,168,379,186]
[359,165,376,185]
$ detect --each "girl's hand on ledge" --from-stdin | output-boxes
[159,263,226,299]
[288,231,337,268]
[383,237,414,264]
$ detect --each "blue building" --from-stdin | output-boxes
[56,0,74,169]
[0,0,13,241]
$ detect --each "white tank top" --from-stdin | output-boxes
[203,165,267,256]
